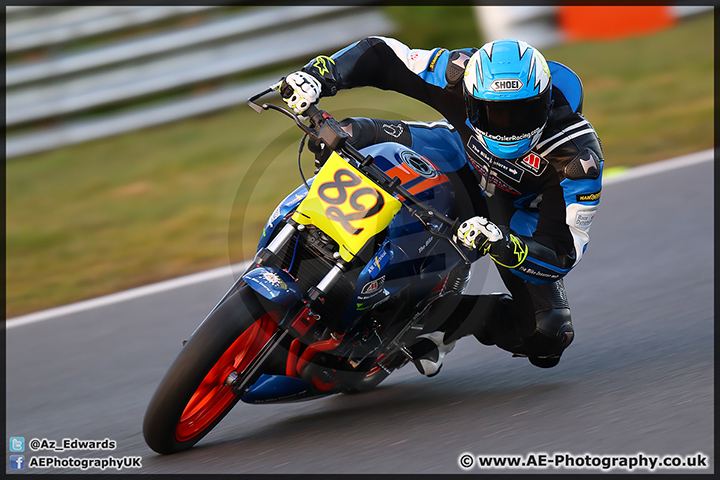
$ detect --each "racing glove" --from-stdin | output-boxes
[456,216,528,268]
[280,71,322,114]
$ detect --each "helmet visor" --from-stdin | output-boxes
[466,87,552,142]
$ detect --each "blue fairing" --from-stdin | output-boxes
[341,143,457,328]
[243,266,303,307]
[241,374,323,404]
[407,121,467,172]
[257,181,312,251]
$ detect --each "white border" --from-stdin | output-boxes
[5,148,714,329]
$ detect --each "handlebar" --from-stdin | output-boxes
[247,87,470,264]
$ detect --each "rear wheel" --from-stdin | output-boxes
[143,287,279,454]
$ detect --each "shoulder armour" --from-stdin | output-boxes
[548,61,583,113]
[446,48,476,86]
[564,148,601,180]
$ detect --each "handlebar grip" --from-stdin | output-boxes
[304,104,320,120]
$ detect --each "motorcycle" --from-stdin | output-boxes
[143,85,477,455]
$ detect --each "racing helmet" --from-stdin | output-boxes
[463,39,552,159]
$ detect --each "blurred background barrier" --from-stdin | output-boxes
[6,5,395,158]
[474,5,713,49]
[6,5,712,159]
[6,6,217,53]
[5,5,714,318]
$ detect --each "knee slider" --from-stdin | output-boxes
[526,308,573,357]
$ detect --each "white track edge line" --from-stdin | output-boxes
[6,261,252,329]
[5,148,714,329]
[602,148,714,185]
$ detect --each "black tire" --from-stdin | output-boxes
[143,287,279,454]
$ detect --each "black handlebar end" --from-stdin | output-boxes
[360,155,375,168]
[386,177,402,194]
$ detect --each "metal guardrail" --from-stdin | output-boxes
[7,9,390,125]
[7,6,355,87]
[6,6,395,158]
[6,77,278,159]
[6,4,72,18]
[6,6,219,53]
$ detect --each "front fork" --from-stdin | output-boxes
[224,305,335,397]
[221,220,349,396]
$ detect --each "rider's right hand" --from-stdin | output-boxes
[280,71,322,115]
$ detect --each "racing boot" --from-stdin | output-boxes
[527,353,561,368]
[519,310,574,368]
[408,331,456,377]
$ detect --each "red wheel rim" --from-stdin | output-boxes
[175,312,277,442]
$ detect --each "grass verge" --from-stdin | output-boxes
[5,11,713,318]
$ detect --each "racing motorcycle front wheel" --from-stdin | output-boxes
[143,287,280,454]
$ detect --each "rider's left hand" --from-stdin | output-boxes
[455,216,502,253]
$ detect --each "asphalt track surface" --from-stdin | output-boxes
[5,155,714,475]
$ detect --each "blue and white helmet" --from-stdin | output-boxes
[463,39,552,159]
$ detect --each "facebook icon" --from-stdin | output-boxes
[9,455,25,470]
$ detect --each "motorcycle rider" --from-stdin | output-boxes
[279,37,603,373]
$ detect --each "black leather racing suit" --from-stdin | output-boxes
[299,37,604,366]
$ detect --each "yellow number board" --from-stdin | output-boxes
[292,152,401,261]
